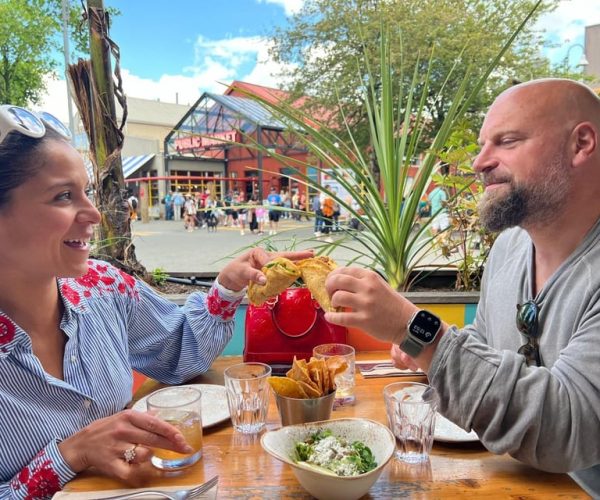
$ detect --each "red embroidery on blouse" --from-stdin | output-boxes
[60,283,81,306]
[206,286,242,320]
[0,315,16,345]
[63,261,139,303]
[118,269,136,290]
[75,267,100,288]
[12,450,61,499]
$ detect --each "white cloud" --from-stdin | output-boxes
[534,0,600,63]
[38,34,296,122]
[256,0,304,16]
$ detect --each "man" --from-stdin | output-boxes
[267,186,282,235]
[325,79,600,496]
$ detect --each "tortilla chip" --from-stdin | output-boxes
[287,357,319,392]
[298,256,338,312]
[248,257,301,305]
[324,356,348,390]
[268,376,307,399]
[308,366,323,395]
[298,380,322,398]
[308,358,328,395]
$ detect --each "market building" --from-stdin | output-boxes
[163,81,315,202]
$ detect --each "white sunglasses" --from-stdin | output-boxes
[0,105,71,145]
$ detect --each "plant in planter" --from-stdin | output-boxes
[230,4,541,292]
[432,123,498,291]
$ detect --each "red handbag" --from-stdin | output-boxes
[243,287,347,373]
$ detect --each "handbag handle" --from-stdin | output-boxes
[267,293,320,338]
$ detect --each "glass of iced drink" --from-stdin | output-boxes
[146,386,203,470]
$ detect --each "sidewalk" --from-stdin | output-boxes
[132,217,451,275]
[133,217,320,274]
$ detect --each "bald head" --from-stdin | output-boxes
[491,79,600,131]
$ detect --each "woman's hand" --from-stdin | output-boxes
[217,247,314,292]
[324,267,419,344]
[58,410,192,481]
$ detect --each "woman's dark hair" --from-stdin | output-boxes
[0,128,66,209]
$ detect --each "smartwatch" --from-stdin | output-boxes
[399,309,442,357]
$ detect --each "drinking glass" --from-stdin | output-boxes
[224,362,272,434]
[384,381,438,464]
[146,386,203,470]
[313,343,356,407]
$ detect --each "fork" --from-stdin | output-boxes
[97,475,219,500]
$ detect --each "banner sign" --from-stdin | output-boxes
[174,130,239,153]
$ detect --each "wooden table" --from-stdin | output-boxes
[63,353,589,499]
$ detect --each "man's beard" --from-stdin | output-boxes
[478,156,569,233]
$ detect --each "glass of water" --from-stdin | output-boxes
[384,381,438,464]
[224,362,272,434]
[313,343,356,407]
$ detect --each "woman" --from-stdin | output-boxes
[0,105,312,499]
[183,194,196,231]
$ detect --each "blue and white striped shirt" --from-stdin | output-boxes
[0,260,240,499]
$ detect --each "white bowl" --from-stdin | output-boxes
[260,418,395,500]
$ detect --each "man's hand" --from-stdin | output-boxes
[324,266,418,344]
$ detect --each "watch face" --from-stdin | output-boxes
[409,311,441,343]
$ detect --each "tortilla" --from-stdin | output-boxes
[268,376,307,399]
[298,256,338,312]
[248,257,301,305]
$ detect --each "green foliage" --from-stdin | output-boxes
[433,123,497,291]
[150,267,169,287]
[0,0,59,105]
[0,0,119,106]
[239,4,541,291]
[269,0,560,149]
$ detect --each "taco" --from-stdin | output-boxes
[297,256,339,312]
[248,257,301,305]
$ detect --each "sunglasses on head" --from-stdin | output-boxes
[516,300,542,367]
[0,105,71,145]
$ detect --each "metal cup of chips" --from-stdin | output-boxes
[275,390,336,426]
[268,356,347,426]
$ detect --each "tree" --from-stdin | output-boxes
[0,0,59,105]
[68,0,144,275]
[268,0,561,148]
[0,0,118,106]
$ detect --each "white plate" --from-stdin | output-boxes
[132,384,230,428]
[434,413,479,443]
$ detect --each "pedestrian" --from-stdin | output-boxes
[428,184,449,234]
[312,193,323,236]
[172,191,184,221]
[267,186,281,235]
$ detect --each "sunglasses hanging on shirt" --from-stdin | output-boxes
[516,299,542,367]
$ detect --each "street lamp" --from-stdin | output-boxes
[565,43,589,70]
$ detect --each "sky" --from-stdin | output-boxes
[40,0,600,122]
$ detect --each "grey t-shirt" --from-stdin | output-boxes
[429,220,600,497]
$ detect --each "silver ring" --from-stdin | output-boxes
[123,444,138,464]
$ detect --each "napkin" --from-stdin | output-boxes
[356,359,424,378]
[52,483,218,499]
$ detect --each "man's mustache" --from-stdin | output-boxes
[478,172,513,187]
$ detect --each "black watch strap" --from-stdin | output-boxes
[399,336,425,357]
